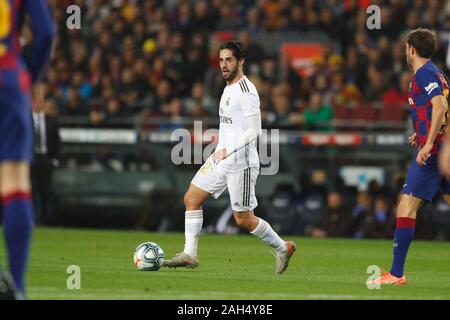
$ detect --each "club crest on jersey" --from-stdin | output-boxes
[226,97,230,107]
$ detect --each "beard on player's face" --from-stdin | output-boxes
[223,65,238,81]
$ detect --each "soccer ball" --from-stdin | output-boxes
[133,242,165,271]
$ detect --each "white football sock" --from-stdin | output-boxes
[250,218,287,252]
[183,210,203,257]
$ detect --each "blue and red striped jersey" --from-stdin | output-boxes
[408,60,450,155]
[0,0,54,85]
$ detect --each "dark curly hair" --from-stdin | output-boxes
[407,28,436,59]
[219,40,248,61]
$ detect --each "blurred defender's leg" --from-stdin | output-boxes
[390,194,422,278]
[0,162,34,297]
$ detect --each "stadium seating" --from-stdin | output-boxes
[378,105,407,123]
[431,199,450,240]
[52,170,173,229]
[349,103,377,122]
[297,193,326,235]
[265,184,300,235]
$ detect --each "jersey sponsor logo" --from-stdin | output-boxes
[220,116,233,124]
[425,82,439,95]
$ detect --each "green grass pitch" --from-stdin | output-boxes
[1,228,450,299]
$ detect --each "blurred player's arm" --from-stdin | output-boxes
[24,0,54,82]
[438,95,450,177]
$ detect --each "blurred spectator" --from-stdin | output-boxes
[43,0,448,129]
[31,99,61,225]
[103,96,129,128]
[184,82,214,115]
[216,3,243,31]
[275,53,302,93]
[310,190,352,238]
[329,73,362,108]
[365,67,389,101]
[268,83,292,125]
[245,6,263,38]
[62,87,88,116]
[159,98,184,130]
[192,0,216,32]
[359,196,395,239]
[348,192,373,238]
[292,93,333,130]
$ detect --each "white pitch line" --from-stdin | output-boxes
[27,288,450,300]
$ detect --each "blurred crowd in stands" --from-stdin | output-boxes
[41,0,450,129]
[249,169,450,240]
[35,1,450,237]
[207,167,450,240]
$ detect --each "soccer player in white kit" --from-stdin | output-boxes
[163,41,296,274]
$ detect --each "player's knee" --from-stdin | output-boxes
[183,192,201,211]
[396,201,416,218]
[0,163,31,196]
[234,215,251,230]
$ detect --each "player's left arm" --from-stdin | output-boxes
[24,0,55,82]
[416,69,447,165]
[212,91,262,163]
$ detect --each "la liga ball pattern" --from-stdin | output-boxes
[133,242,165,271]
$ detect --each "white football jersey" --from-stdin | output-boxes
[216,75,260,173]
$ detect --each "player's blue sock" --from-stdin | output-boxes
[2,191,34,292]
[390,217,415,278]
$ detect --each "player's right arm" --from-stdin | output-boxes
[23,0,54,82]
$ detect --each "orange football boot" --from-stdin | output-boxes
[366,271,407,286]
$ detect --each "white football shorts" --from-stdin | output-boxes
[191,157,259,212]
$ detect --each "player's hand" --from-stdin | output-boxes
[212,149,227,164]
[416,142,433,166]
[439,143,450,179]
[408,133,417,147]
